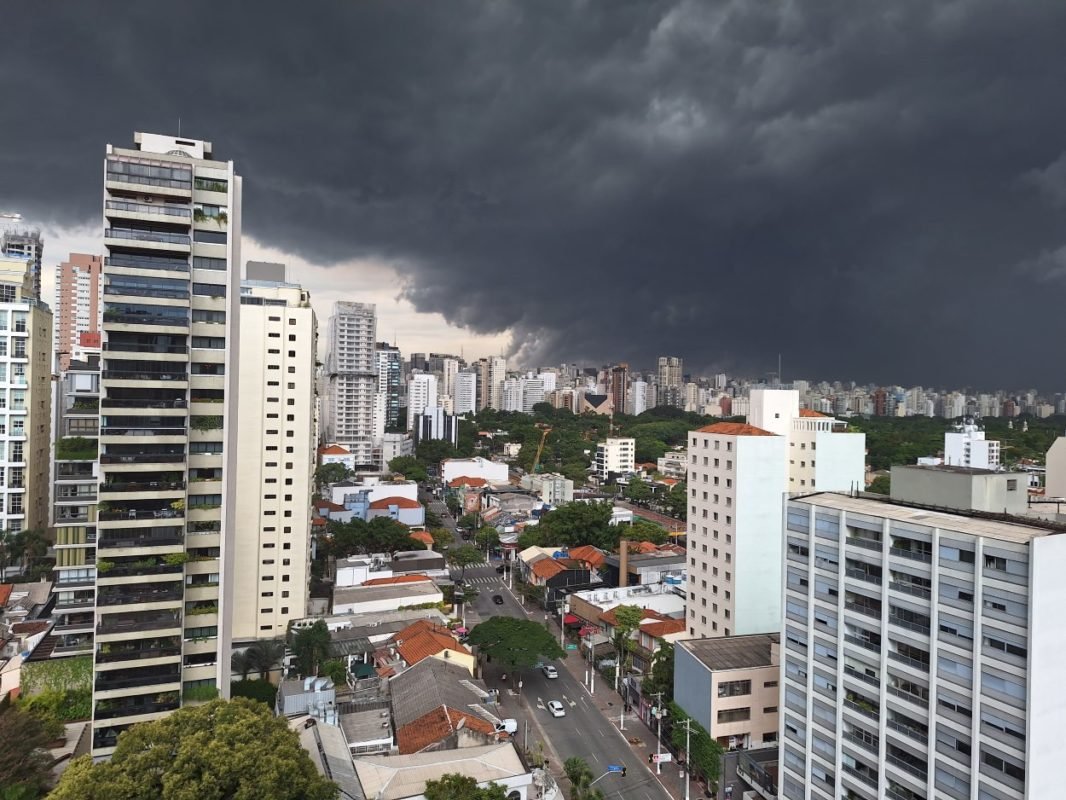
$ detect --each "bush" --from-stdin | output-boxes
[230,679,277,707]
[182,684,219,702]
[20,688,92,722]
[55,437,97,460]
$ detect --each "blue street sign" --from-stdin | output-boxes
[607,765,624,773]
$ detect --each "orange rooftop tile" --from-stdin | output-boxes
[697,422,776,436]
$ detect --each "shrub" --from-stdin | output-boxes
[230,679,277,707]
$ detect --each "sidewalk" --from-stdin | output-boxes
[553,624,699,800]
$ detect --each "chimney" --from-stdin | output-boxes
[619,539,629,588]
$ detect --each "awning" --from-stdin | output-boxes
[564,613,581,626]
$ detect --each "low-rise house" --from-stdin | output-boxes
[334,551,447,589]
[389,658,501,753]
[0,581,54,700]
[329,477,419,508]
[318,444,356,472]
[333,581,443,616]
[353,742,536,799]
[602,545,686,586]
[367,495,425,527]
[527,558,594,608]
[377,620,475,677]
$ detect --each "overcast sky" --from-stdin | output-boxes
[2,1,1065,388]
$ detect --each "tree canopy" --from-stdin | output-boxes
[518,501,617,551]
[0,705,60,798]
[667,701,724,786]
[423,774,507,800]
[563,757,606,800]
[326,516,425,557]
[388,455,427,483]
[314,462,350,488]
[446,544,483,580]
[467,616,565,670]
[291,620,331,677]
[641,641,675,701]
[48,699,337,800]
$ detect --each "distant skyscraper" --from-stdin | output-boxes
[375,342,402,429]
[658,355,683,408]
[629,380,648,415]
[1,228,43,303]
[406,373,438,430]
[609,364,628,415]
[54,253,103,371]
[323,302,377,464]
[478,356,506,410]
[441,357,460,406]
[453,370,478,415]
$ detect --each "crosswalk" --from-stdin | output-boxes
[464,575,501,586]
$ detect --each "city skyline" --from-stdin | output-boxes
[4,3,1066,386]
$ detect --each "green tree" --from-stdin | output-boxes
[429,528,453,551]
[314,462,350,488]
[867,475,891,495]
[0,705,60,798]
[230,650,253,681]
[424,507,444,530]
[620,517,668,545]
[321,659,348,686]
[48,698,337,800]
[388,455,427,482]
[624,480,653,506]
[609,605,644,690]
[641,641,675,701]
[667,701,724,786]
[467,616,565,671]
[447,544,484,581]
[292,620,331,677]
[457,513,479,531]
[563,757,606,800]
[521,501,617,551]
[661,482,688,519]
[229,679,278,707]
[445,494,461,515]
[474,525,499,554]
[245,639,286,680]
[423,773,507,800]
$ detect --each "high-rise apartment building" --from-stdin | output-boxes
[609,364,628,415]
[686,390,864,639]
[477,356,506,410]
[0,255,52,536]
[944,417,1000,470]
[629,380,648,415]
[323,302,377,465]
[440,357,460,403]
[594,437,635,481]
[50,352,101,659]
[454,370,478,415]
[231,263,316,643]
[1,228,43,305]
[374,342,402,429]
[658,355,683,408]
[54,253,103,371]
[781,485,1061,800]
[92,132,242,755]
[406,373,438,430]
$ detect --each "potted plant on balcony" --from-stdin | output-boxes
[170,499,185,514]
[96,560,115,574]
[164,552,189,567]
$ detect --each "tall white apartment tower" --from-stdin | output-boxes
[478,356,506,410]
[323,301,377,465]
[93,132,241,755]
[780,486,1063,800]
[944,417,1000,470]
[453,370,478,415]
[232,263,317,643]
[406,373,438,430]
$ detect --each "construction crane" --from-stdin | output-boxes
[531,423,552,474]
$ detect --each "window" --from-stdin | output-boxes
[193,256,227,270]
[717,707,750,723]
[192,309,226,323]
[192,282,227,297]
[193,229,227,245]
[718,679,751,698]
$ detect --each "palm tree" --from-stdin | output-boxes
[245,639,286,680]
[230,650,253,681]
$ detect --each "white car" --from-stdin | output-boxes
[542,665,558,679]
[547,700,566,717]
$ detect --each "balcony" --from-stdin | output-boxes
[104,228,191,247]
[885,749,927,781]
[101,426,187,437]
[106,199,191,219]
[886,717,929,746]
[844,633,881,654]
[889,540,932,563]
[105,254,190,273]
[100,453,186,465]
[102,396,187,409]
[105,342,188,355]
[95,666,181,692]
[844,694,880,721]
[97,642,182,664]
[97,528,183,550]
[103,311,189,328]
[97,611,181,636]
[101,479,185,494]
[98,506,184,521]
[97,558,184,578]
[888,579,931,600]
[105,284,190,301]
[841,763,879,790]
[94,694,180,721]
[97,585,184,607]
[102,368,188,382]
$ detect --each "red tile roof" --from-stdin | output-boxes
[11,621,50,636]
[567,545,605,568]
[314,499,346,512]
[318,445,351,455]
[363,574,433,587]
[408,531,435,546]
[448,476,488,488]
[640,618,687,637]
[397,706,499,754]
[798,408,827,417]
[697,422,776,436]
[392,620,470,666]
[369,495,422,510]
[0,585,12,606]
[311,515,328,526]
[531,559,567,580]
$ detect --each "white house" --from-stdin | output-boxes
[440,457,509,486]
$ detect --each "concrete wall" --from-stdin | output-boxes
[891,466,1027,515]
[1045,437,1066,498]
[674,643,713,732]
[812,429,866,493]
[1027,533,1066,798]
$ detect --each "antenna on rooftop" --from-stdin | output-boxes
[178,116,182,137]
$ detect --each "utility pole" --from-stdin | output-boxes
[651,691,665,775]
[680,717,693,800]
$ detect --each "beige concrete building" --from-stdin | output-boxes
[92,132,241,755]
[54,253,102,371]
[674,633,780,751]
[0,254,52,536]
[231,262,317,643]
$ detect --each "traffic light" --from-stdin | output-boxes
[621,766,627,777]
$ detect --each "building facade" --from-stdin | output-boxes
[453,370,477,415]
[406,373,438,431]
[323,302,377,465]
[1,229,43,306]
[594,437,635,481]
[54,253,103,371]
[231,263,316,643]
[658,356,683,408]
[374,342,402,430]
[92,132,242,755]
[0,255,52,536]
[780,490,1061,800]
[944,418,1000,470]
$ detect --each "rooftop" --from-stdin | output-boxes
[792,491,1066,543]
[353,742,527,800]
[369,496,422,510]
[893,463,1015,477]
[696,422,776,437]
[334,581,441,607]
[798,408,827,418]
[676,633,780,670]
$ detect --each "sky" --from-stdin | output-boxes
[2,1,1066,388]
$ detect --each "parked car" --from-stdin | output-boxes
[542,664,558,679]
[546,700,566,717]
[492,594,504,605]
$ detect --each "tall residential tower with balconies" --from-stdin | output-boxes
[92,132,241,755]
[322,302,377,465]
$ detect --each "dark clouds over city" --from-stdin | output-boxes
[2,1,1065,387]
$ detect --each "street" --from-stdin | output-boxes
[424,488,675,800]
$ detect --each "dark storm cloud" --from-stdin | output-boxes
[2,0,1065,387]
